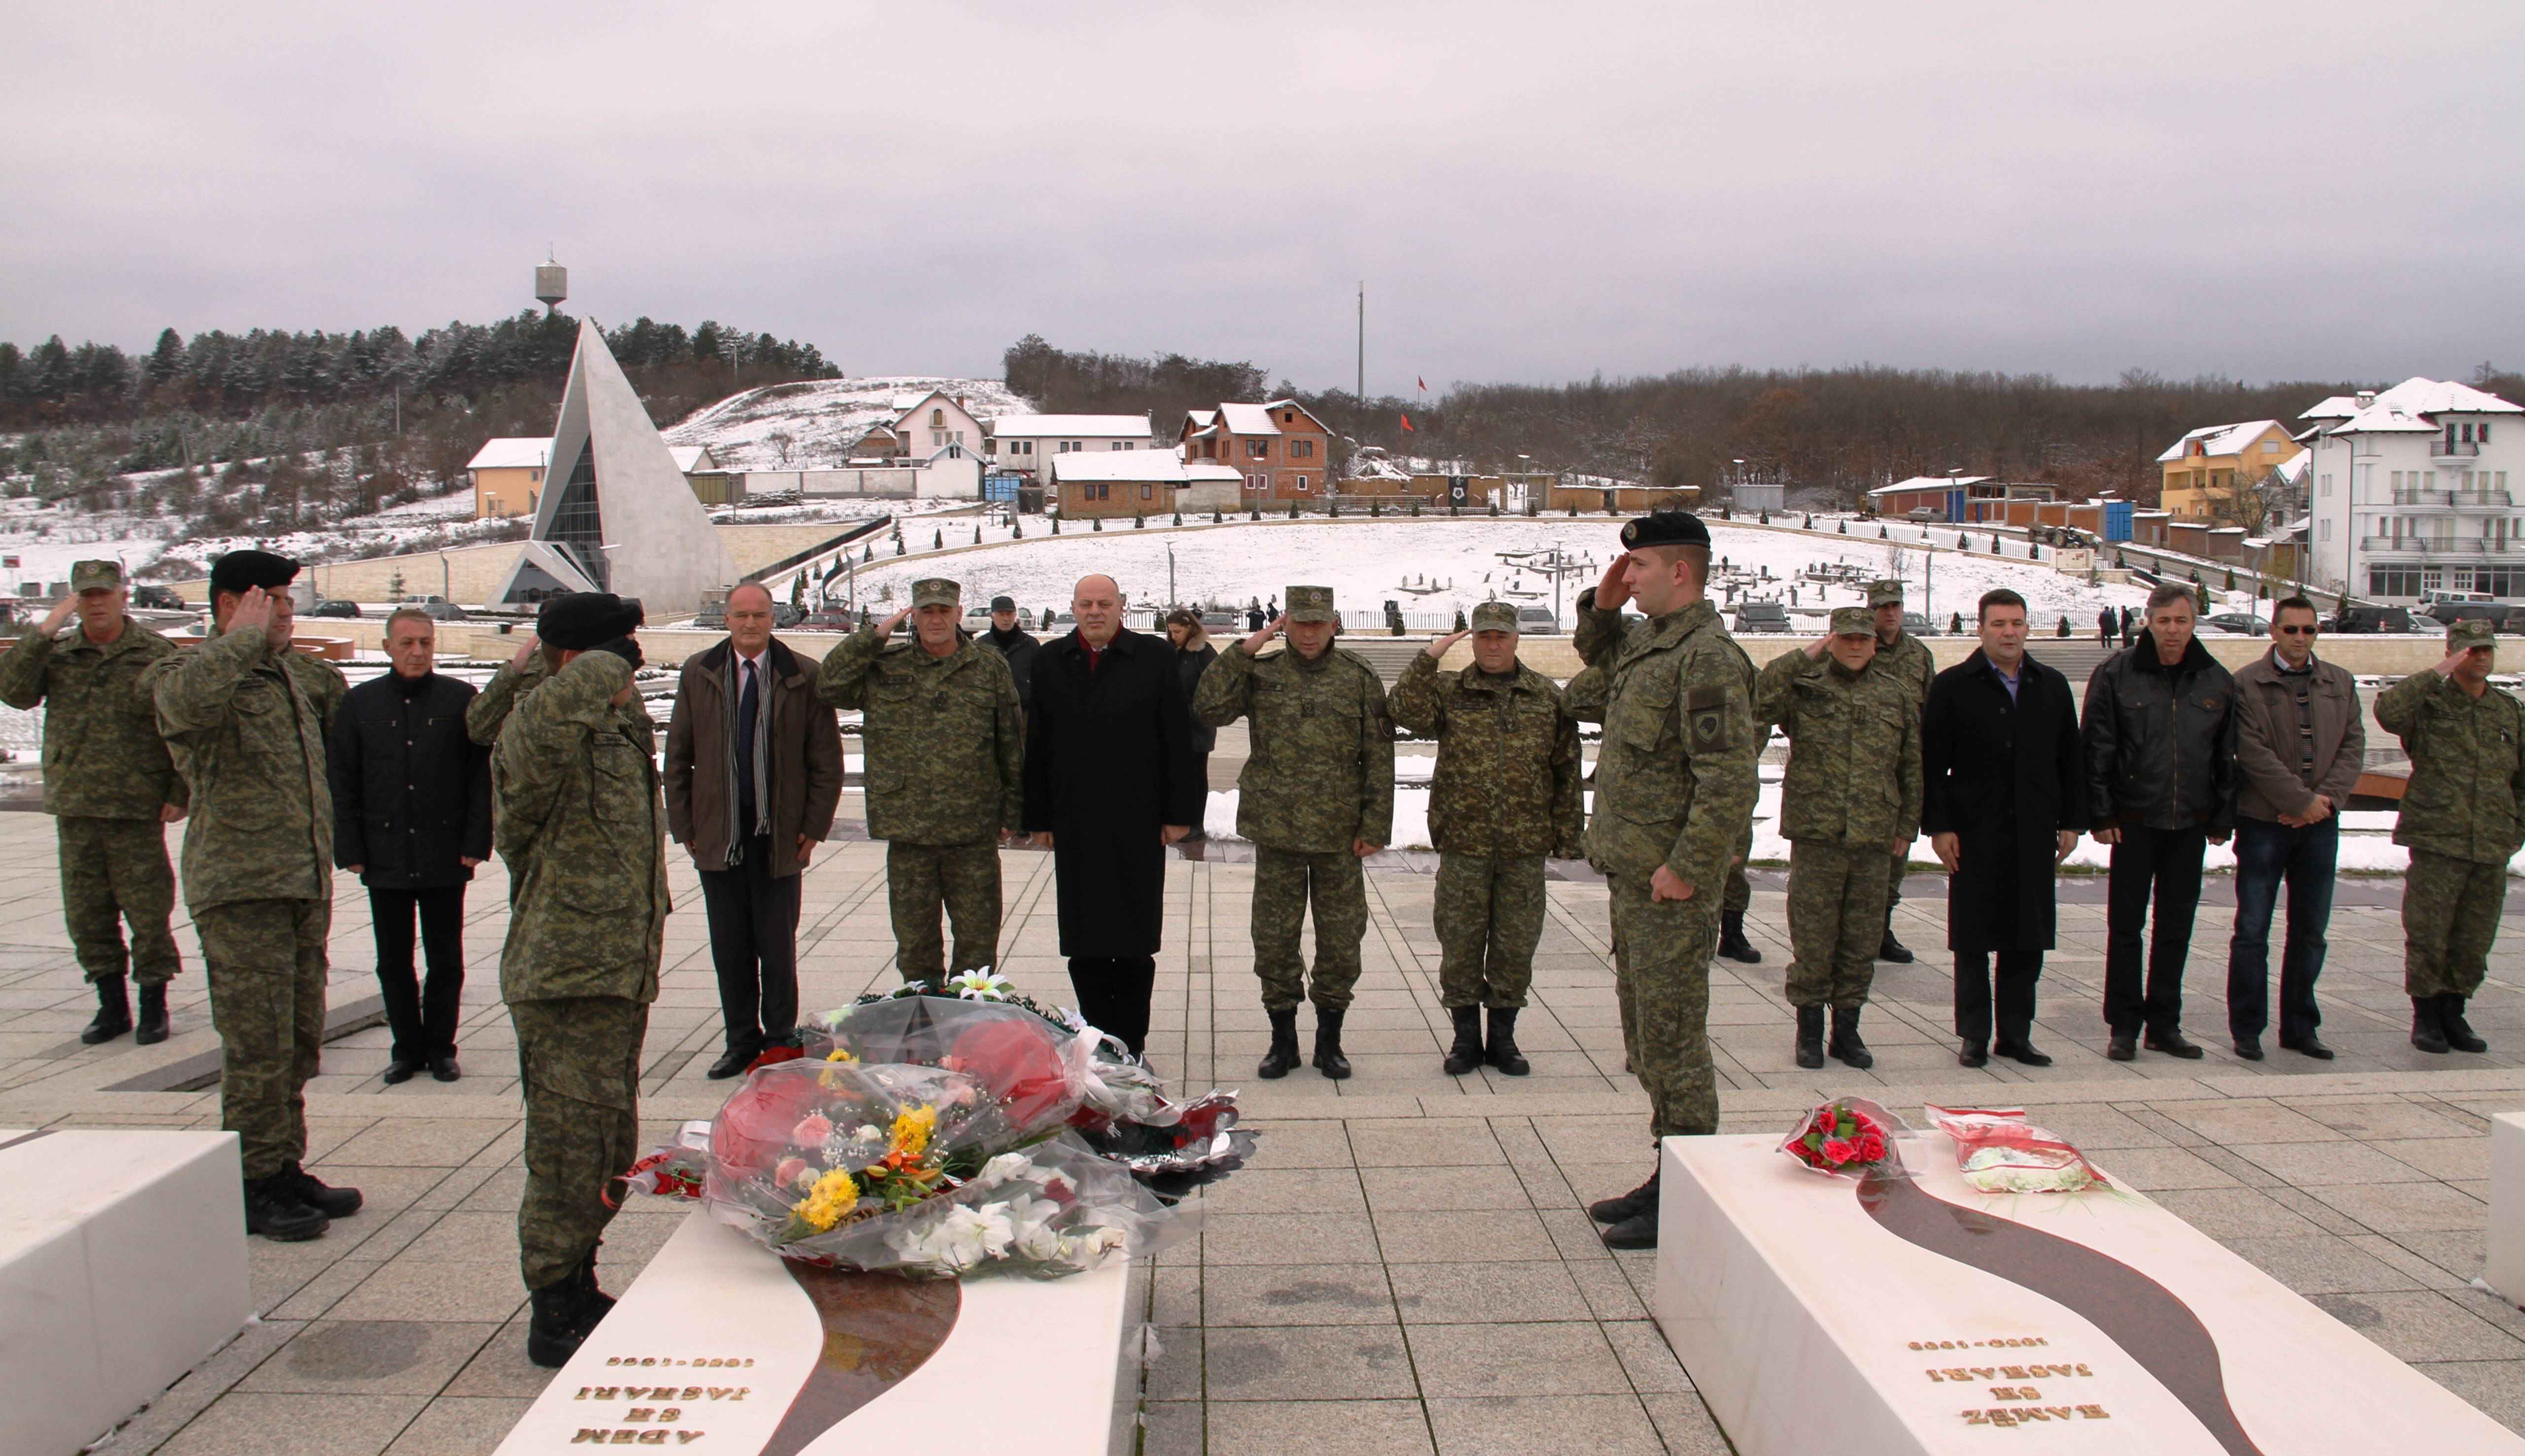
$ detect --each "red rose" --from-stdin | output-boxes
[1858,1132,1887,1162]
[711,1069,830,1174]
[773,1156,808,1187]
[947,1018,1078,1132]
[1822,1137,1858,1163]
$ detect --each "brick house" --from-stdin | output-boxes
[1177,400,1334,501]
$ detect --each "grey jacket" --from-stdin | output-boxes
[2230,649,2364,823]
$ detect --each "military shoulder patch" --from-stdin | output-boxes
[1682,685,1739,754]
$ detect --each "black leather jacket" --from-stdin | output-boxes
[2080,636,2239,833]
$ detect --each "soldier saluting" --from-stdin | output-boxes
[1388,601,1584,1077]
[1864,579,1934,964]
[1571,512,1759,1251]
[1754,607,1923,1070]
[1194,585,1395,1080]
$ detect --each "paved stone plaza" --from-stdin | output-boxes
[5,811,2525,1455]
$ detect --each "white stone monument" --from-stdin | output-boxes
[2488,1110,2525,1306]
[1654,1131,2525,1454]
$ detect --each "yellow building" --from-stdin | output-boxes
[469,437,718,519]
[2156,420,2302,522]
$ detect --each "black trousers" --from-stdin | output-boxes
[1068,956,1157,1057]
[2104,824,2209,1036]
[1955,950,2043,1047]
[699,836,803,1049]
[370,884,466,1063]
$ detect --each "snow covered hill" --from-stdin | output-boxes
[665,376,1030,470]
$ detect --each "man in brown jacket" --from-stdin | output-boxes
[2222,595,2363,1061]
[666,583,843,1078]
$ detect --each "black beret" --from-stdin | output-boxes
[209,550,299,596]
[536,591,645,651]
[990,595,1016,611]
[1620,510,1711,551]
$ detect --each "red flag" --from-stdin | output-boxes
[1400,413,1414,432]
[1417,376,1427,392]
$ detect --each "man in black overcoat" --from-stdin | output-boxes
[1022,574,1203,1057]
[1922,589,2088,1068]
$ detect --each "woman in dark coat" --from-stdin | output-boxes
[1022,591,1204,1057]
[1922,592,2089,1069]
[1164,610,1219,838]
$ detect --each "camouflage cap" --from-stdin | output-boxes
[1830,606,1876,636]
[1865,578,1905,608]
[1285,585,1337,623]
[1469,601,1518,633]
[2448,618,2498,652]
[912,578,960,610]
[70,560,123,593]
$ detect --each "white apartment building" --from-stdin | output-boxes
[985,413,1155,475]
[2301,377,2523,603]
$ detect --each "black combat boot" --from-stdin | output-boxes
[1794,1005,1826,1070]
[1257,1009,1301,1078]
[1877,919,1915,965]
[1485,1007,1529,1076]
[2440,994,2489,1053]
[242,1173,328,1242]
[279,1160,364,1219]
[81,975,132,1044]
[527,1281,589,1368]
[1312,1007,1352,1080]
[1589,1169,1658,1225]
[1718,910,1761,964]
[575,1247,617,1329]
[1829,1005,1874,1070]
[2411,997,2450,1054]
[1442,1006,1484,1075]
[134,982,169,1044]
[1600,1176,1660,1249]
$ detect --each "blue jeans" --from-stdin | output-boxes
[2224,816,2337,1043]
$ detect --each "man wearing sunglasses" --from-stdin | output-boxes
[2223,597,2362,1060]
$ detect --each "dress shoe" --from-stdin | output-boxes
[1828,1005,1873,1070]
[1589,1170,1659,1225]
[1995,1039,2053,1068]
[135,983,170,1044]
[2142,1028,2204,1059]
[1484,1007,1529,1076]
[431,1056,461,1083]
[2106,1034,2137,1062]
[382,1059,421,1085]
[706,1043,759,1080]
[1257,1009,1300,1078]
[1793,1005,1825,1070]
[2232,1035,2264,1061]
[1958,1042,1989,1068]
[1877,929,1915,964]
[1311,1008,1352,1080]
[1442,1006,1484,1075]
[81,975,132,1044]
[2278,1034,2335,1061]
[280,1160,363,1218]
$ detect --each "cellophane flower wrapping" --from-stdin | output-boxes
[697,1058,1188,1278]
[1925,1105,2108,1194]
[1780,1097,1910,1179]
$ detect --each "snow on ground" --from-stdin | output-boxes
[665,376,1029,470]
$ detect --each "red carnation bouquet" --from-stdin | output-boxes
[1780,1097,1907,1179]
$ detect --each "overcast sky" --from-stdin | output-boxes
[9,1,2521,392]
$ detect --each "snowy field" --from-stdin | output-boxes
[665,376,1027,470]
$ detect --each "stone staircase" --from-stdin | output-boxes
[1343,637,1438,685]
[2027,639,2116,699]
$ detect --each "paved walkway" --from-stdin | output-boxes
[4,812,2525,1455]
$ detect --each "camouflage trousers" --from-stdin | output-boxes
[1721,824,1753,917]
[1886,845,1909,921]
[1608,871,1718,1142]
[1433,852,1546,1009]
[1784,841,1894,1009]
[511,996,648,1291]
[886,840,1002,983]
[58,816,180,985]
[197,898,329,1179]
[1252,845,1367,1012]
[2403,850,2506,998]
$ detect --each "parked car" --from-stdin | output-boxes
[1732,601,1791,634]
[1515,605,1559,634]
[2203,613,2269,635]
[413,601,468,622]
[2420,600,2513,630]
[1199,609,1238,633]
[131,584,185,611]
[803,608,854,631]
[306,599,361,619]
[1902,611,1936,637]
[2330,606,2416,634]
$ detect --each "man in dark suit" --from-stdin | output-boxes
[331,607,492,1083]
[1923,589,2088,1068]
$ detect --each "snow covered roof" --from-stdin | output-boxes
[890,389,975,427]
[1219,403,1280,436]
[2275,453,2310,485]
[668,445,715,473]
[989,414,1154,439]
[1185,410,1218,429]
[2154,420,2286,463]
[2304,377,2523,432]
[1046,453,1246,486]
[1868,475,1989,497]
[467,437,549,471]
[2326,402,2440,434]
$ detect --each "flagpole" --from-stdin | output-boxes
[1356,280,1364,406]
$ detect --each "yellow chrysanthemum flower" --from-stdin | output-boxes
[888,1105,937,1160]
[795,1168,860,1231]
[825,1047,855,1062]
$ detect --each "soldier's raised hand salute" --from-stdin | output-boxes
[879,605,915,637]
[1593,555,1632,612]
[1242,614,1286,653]
[1425,627,1470,659]
[38,595,76,635]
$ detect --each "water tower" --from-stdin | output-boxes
[534,256,567,315]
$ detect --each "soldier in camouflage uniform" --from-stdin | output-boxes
[1388,601,1584,1077]
[1194,585,1395,1080]
[2375,618,2524,1055]
[143,551,356,1243]
[1572,512,1758,1250]
[0,560,188,1045]
[489,592,667,1368]
[1715,824,1763,964]
[1755,607,1923,1071]
[817,578,1023,982]
[1867,579,1935,963]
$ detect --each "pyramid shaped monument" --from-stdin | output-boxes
[493,318,740,616]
